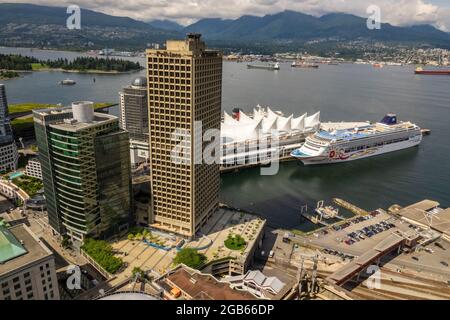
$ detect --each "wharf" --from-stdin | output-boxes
[333,198,368,216]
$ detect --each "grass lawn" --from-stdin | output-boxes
[224,234,247,251]
[12,117,34,131]
[9,103,58,114]
[9,102,116,114]
[31,63,48,71]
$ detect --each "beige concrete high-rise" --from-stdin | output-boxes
[146,34,222,238]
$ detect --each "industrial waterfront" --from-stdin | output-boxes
[1,47,450,233]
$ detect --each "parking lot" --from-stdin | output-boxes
[310,211,412,257]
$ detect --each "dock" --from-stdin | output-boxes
[333,198,368,216]
[301,212,331,227]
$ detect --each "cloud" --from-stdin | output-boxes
[5,0,450,30]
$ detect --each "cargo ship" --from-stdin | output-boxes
[415,67,450,75]
[292,61,319,69]
[247,63,280,70]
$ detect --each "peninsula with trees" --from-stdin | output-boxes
[0,54,143,74]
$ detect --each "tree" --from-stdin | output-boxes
[173,248,207,269]
[81,238,124,274]
[132,267,146,280]
[61,235,72,249]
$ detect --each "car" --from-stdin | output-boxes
[269,250,274,258]
[435,243,445,250]
[412,257,419,261]
[345,239,353,245]
[440,261,449,267]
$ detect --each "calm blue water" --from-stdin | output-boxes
[1,47,450,231]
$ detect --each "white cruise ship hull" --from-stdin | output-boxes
[299,135,422,166]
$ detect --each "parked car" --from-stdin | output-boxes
[412,257,419,261]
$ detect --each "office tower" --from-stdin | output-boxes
[33,102,132,242]
[147,34,222,238]
[0,84,19,172]
[119,77,150,167]
[0,224,60,300]
[119,77,149,142]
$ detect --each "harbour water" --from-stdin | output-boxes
[1,47,450,231]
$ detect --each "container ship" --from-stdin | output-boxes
[291,114,423,166]
[415,67,450,75]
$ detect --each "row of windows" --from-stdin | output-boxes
[148,58,191,64]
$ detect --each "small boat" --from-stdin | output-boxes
[372,63,384,68]
[247,62,280,70]
[60,79,76,85]
[292,61,319,69]
[414,67,450,76]
[315,201,340,219]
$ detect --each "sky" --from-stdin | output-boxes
[4,0,450,31]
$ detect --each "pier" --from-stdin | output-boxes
[333,198,368,216]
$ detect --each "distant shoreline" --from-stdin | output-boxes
[1,67,141,76]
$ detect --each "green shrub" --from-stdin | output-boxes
[81,238,123,274]
[173,248,206,269]
[224,234,247,251]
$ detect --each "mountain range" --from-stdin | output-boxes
[185,10,450,45]
[1,3,449,50]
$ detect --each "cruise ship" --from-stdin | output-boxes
[291,114,423,165]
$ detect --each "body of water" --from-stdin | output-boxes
[1,47,449,231]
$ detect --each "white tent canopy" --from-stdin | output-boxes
[221,106,320,143]
[305,111,321,129]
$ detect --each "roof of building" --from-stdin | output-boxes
[131,77,147,88]
[50,113,117,132]
[241,270,284,293]
[396,200,450,237]
[0,225,27,264]
[164,266,256,300]
[0,224,52,277]
[99,292,158,300]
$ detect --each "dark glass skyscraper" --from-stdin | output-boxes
[33,102,132,242]
[0,84,18,172]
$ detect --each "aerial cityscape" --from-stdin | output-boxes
[1,0,450,309]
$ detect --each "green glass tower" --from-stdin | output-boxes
[33,102,132,242]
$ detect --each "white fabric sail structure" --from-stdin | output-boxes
[291,113,307,131]
[262,110,278,133]
[224,111,238,125]
[239,111,254,124]
[254,105,265,120]
[305,111,321,129]
[277,115,293,132]
[221,106,320,143]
